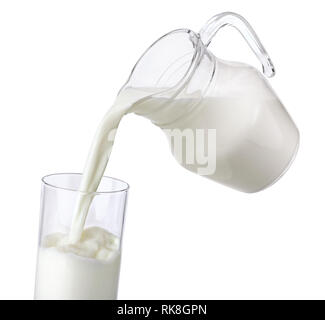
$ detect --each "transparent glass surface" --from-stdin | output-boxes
[117,12,299,193]
[34,173,129,300]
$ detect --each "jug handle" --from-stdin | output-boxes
[199,12,275,77]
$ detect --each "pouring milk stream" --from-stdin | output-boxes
[69,12,299,242]
[35,12,299,299]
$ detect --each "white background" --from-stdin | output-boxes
[0,1,323,300]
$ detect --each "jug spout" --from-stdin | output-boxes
[199,12,275,78]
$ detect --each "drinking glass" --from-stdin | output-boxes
[34,173,129,300]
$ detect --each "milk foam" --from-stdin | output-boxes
[35,227,121,300]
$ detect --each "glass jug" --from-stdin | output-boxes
[118,12,299,193]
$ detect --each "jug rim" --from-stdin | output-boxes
[119,28,205,98]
